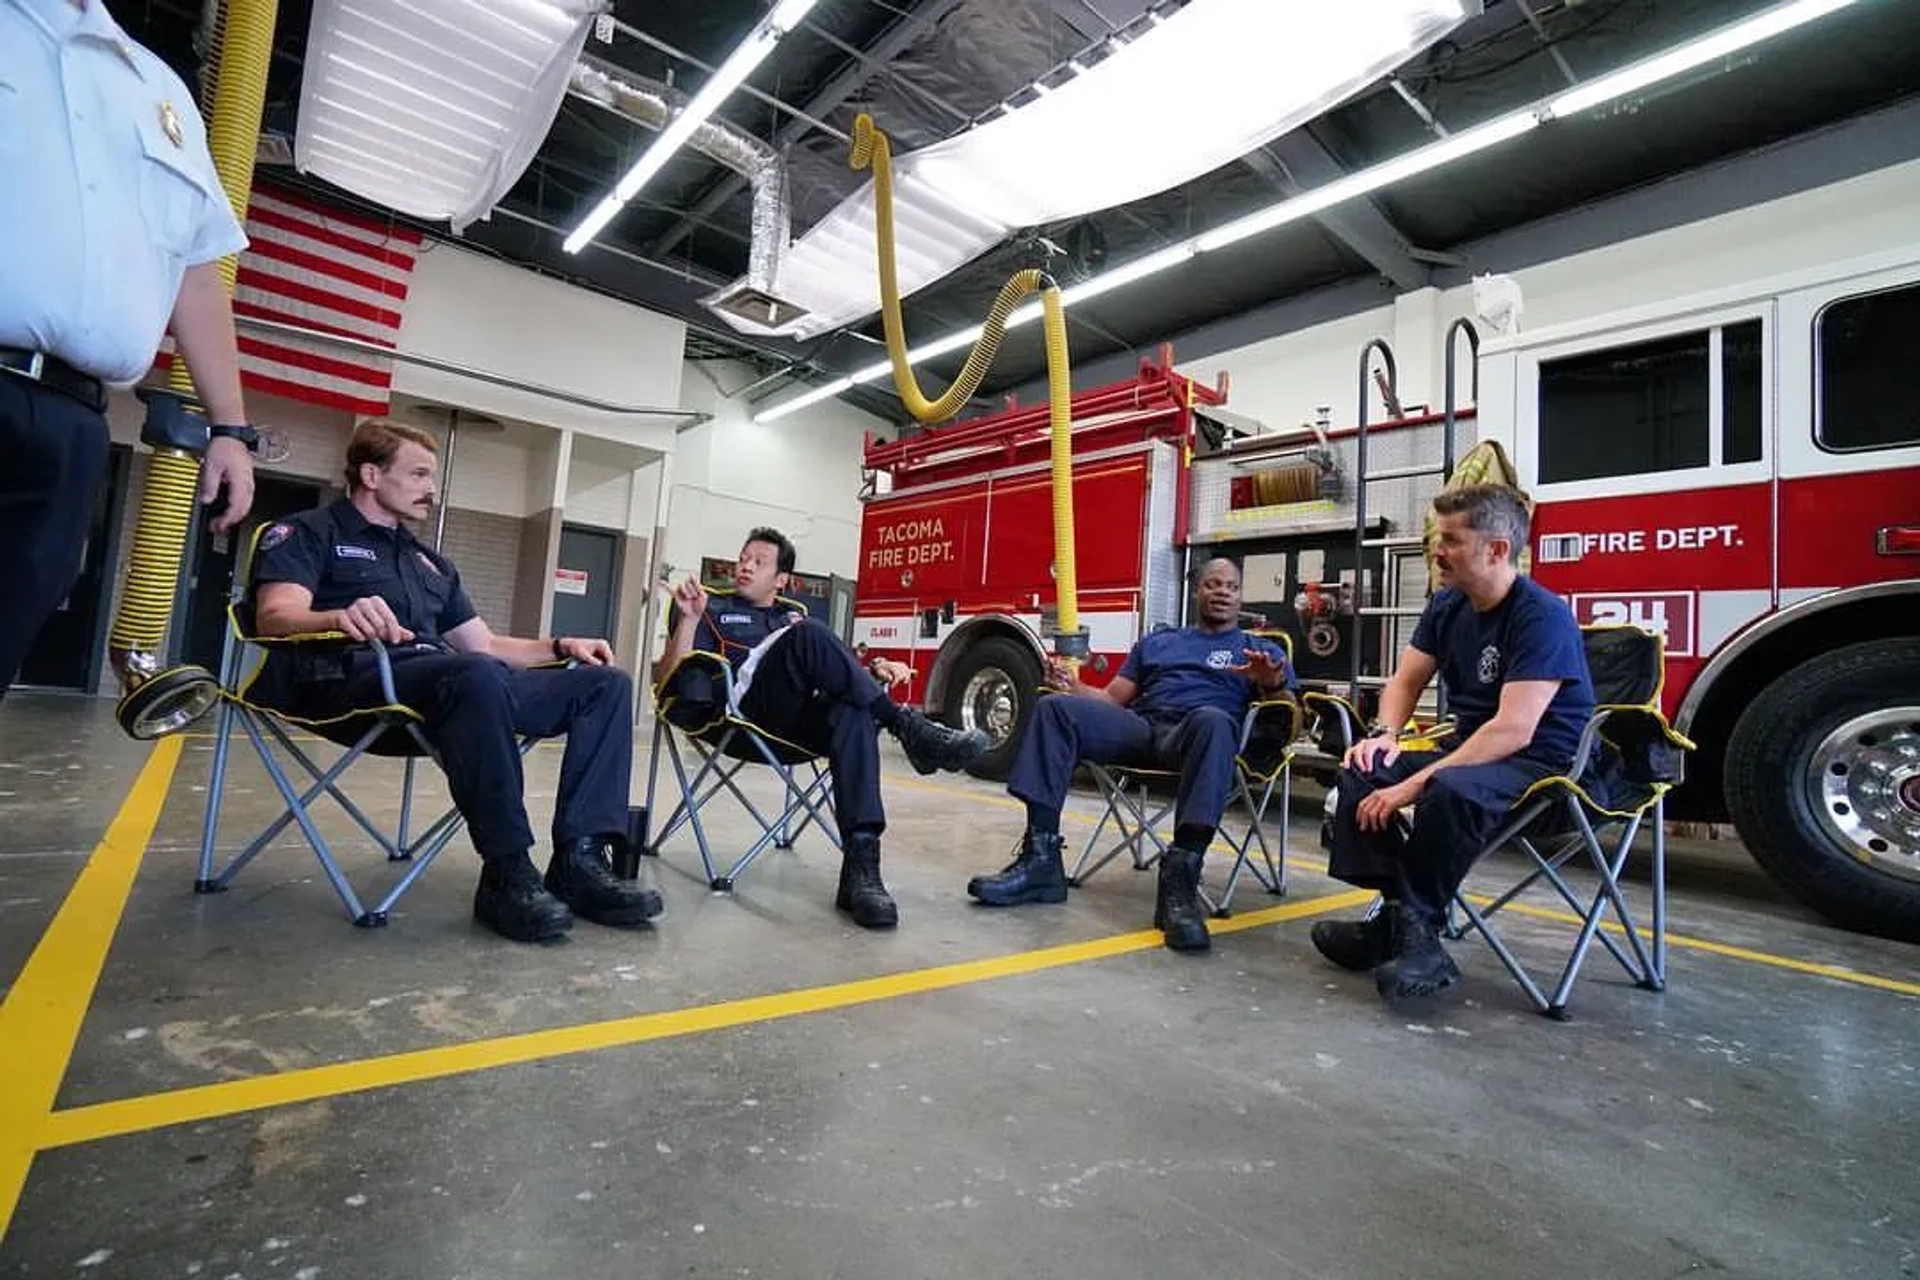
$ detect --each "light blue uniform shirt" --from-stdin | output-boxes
[0,0,247,384]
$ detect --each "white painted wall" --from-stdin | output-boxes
[648,359,891,583]
[392,242,690,451]
[565,455,634,530]
[1183,157,1920,430]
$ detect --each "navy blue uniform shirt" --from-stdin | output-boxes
[251,499,477,645]
[690,591,804,671]
[1410,576,1593,767]
[1118,625,1297,723]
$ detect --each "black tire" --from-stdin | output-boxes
[1723,638,1920,942]
[942,637,1043,782]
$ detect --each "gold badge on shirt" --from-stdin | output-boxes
[158,101,183,148]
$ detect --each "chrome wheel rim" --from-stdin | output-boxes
[959,667,1019,749]
[1808,707,1920,883]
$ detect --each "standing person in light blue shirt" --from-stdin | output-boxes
[0,0,258,696]
[965,558,1298,953]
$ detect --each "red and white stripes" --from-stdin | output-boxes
[158,185,423,416]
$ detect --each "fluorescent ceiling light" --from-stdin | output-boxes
[753,0,1856,425]
[1546,0,1854,117]
[1194,113,1539,253]
[715,0,1476,341]
[564,0,822,253]
[295,0,603,232]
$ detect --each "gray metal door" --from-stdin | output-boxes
[552,524,619,641]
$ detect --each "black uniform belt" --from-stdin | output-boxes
[0,347,107,413]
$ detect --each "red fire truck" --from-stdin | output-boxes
[854,243,1920,941]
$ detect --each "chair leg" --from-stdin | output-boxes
[196,697,240,893]
[396,755,417,860]
[641,714,667,855]
[1650,797,1668,989]
[232,712,373,924]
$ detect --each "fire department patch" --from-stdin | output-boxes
[1477,643,1502,684]
[259,523,292,551]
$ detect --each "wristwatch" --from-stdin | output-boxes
[551,636,568,660]
[208,422,260,453]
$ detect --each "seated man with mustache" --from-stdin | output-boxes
[248,418,657,945]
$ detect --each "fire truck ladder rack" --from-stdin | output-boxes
[1347,320,1479,718]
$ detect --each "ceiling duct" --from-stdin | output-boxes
[295,0,605,233]
[567,62,806,330]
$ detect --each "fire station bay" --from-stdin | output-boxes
[7,3,1920,1276]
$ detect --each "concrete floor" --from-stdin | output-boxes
[2,692,1916,1279]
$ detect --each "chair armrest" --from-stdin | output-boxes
[652,650,736,726]
[1238,696,1302,754]
[1302,690,1360,751]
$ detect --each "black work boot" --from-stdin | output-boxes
[1310,896,1398,972]
[967,830,1068,906]
[474,856,573,944]
[835,833,899,929]
[889,707,990,775]
[1374,901,1461,1002]
[545,837,664,927]
[1153,847,1211,953]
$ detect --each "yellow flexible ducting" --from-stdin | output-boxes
[850,113,1082,648]
[109,0,276,706]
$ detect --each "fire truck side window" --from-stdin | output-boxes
[1722,318,1764,465]
[1538,330,1711,483]
[1815,281,1920,452]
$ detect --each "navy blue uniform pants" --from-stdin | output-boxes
[0,377,109,697]
[1328,748,1557,924]
[331,650,635,862]
[1008,697,1240,832]
[736,621,890,842]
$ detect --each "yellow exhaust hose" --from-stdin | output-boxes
[850,113,1083,650]
[110,0,277,737]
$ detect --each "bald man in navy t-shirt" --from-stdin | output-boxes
[1313,484,1594,1005]
[965,558,1298,953]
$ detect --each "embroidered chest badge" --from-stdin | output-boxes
[1477,644,1502,684]
[1206,649,1235,669]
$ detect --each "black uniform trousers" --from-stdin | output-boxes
[1328,748,1558,925]
[1008,696,1240,833]
[733,621,890,843]
[328,649,635,862]
[0,376,110,697]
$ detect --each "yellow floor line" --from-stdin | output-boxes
[898,775,1920,1000]
[1468,896,1920,997]
[0,736,183,1239]
[37,889,1375,1152]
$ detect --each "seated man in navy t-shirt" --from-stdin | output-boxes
[1314,483,1594,1003]
[966,558,1298,953]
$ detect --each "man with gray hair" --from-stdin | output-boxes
[965,558,1297,953]
[1313,483,1593,1004]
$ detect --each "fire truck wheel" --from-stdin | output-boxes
[943,637,1043,782]
[1724,638,1920,943]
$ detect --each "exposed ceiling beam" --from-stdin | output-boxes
[1249,131,1432,294]
[648,0,970,262]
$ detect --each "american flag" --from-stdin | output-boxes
[157,184,423,416]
